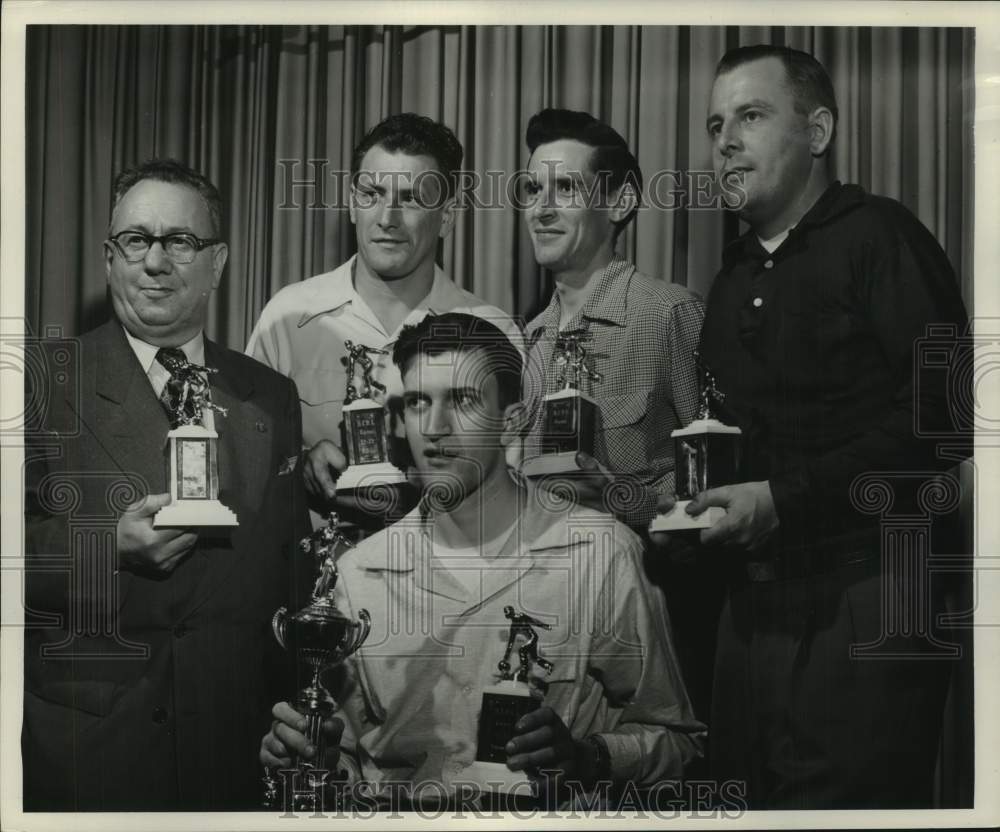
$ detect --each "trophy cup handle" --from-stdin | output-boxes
[271,607,288,649]
[348,608,372,654]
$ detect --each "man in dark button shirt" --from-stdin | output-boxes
[666,45,971,809]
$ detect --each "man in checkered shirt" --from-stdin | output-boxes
[520,108,705,529]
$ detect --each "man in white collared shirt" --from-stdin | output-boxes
[260,313,704,810]
[246,114,520,510]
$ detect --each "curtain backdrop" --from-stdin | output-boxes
[26,24,974,348]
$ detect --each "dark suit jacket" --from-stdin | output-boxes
[22,320,310,811]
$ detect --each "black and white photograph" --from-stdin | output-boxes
[1,1,997,828]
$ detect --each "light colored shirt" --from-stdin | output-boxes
[522,257,705,524]
[330,492,705,802]
[122,327,215,430]
[246,254,523,450]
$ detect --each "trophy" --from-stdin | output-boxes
[459,606,553,793]
[649,353,743,532]
[262,513,372,812]
[337,340,407,492]
[154,359,237,527]
[521,332,605,478]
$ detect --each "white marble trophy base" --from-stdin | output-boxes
[458,760,537,795]
[520,452,611,479]
[648,500,725,532]
[154,499,238,528]
[336,462,408,492]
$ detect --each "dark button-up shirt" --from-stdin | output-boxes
[699,182,969,554]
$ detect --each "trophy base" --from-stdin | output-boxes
[153,499,238,528]
[336,462,408,492]
[648,500,724,532]
[457,760,537,795]
[520,452,610,478]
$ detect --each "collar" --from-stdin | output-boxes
[527,256,634,338]
[722,181,868,266]
[295,253,454,328]
[122,326,206,372]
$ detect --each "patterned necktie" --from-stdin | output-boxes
[156,347,194,427]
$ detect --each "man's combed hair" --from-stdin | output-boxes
[716,44,839,147]
[393,312,523,409]
[525,108,643,239]
[351,113,464,200]
[110,158,224,236]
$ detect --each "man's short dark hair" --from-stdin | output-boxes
[716,45,839,147]
[525,108,643,239]
[111,158,224,237]
[393,312,523,410]
[351,113,464,200]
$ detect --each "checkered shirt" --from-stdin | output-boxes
[523,257,705,525]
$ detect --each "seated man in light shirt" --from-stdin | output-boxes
[259,312,704,811]
[246,114,520,522]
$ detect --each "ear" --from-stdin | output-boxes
[103,240,114,281]
[807,107,834,157]
[210,242,229,289]
[608,182,638,226]
[500,401,533,447]
[437,195,457,240]
[348,184,358,225]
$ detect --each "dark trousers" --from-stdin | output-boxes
[710,559,957,809]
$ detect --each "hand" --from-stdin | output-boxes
[647,493,700,564]
[688,480,778,550]
[505,706,598,788]
[259,701,344,770]
[117,493,197,574]
[535,453,621,515]
[303,440,348,501]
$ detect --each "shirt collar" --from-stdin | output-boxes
[122,326,206,372]
[527,255,634,338]
[722,181,867,266]
[296,253,453,328]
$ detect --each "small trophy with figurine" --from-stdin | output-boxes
[649,353,743,532]
[337,340,407,492]
[262,513,371,812]
[154,357,237,528]
[459,606,553,793]
[521,332,604,478]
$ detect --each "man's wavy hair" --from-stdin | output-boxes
[525,108,643,240]
[110,158,223,236]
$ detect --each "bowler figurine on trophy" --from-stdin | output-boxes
[460,606,553,793]
[153,354,238,528]
[337,340,407,492]
[648,353,743,532]
[521,332,605,478]
[262,513,371,812]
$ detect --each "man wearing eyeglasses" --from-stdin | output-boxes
[22,159,308,810]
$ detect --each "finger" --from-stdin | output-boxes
[127,492,172,517]
[699,511,742,547]
[512,705,555,734]
[153,533,199,569]
[261,733,292,765]
[655,492,677,513]
[507,745,561,772]
[506,723,555,755]
[274,722,314,759]
[575,452,600,472]
[687,485,733,514]
[323,715,345,743]
[312,456,339,500]
[260,748,293,769]
[273,701,307,728]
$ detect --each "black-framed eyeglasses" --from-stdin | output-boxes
[106,231,222,264]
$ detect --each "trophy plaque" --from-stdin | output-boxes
[521,333,603,478]
[337,340,407,492]
[263,513,371,812]
[649,354,742,532]
[459,606,553,793]
[154,359,237,527]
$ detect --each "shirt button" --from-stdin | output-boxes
[764,259,774,269]
[752,297,764,308]
[152,707,169,724]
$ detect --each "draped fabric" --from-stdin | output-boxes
[26,25,973,348]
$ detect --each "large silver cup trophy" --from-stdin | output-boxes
[262,513,371,812]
